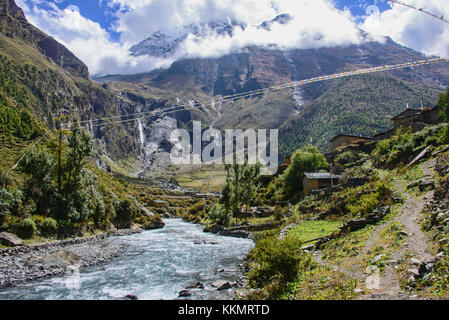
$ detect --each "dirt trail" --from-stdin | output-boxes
[313,159,436,300]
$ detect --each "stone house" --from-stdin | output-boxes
[374,105,443,141]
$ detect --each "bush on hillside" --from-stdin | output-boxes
[207,204,231,227]
[17,218,37,239]
[188,201,206,216]
[372,125,449,168]
[41,217,58,236]
[247,233,315,291]
[113,198,139,229]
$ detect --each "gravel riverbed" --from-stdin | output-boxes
[0,229,141,289]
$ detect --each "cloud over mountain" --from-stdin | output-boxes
[362,0,449,59]
[15,0,449,76]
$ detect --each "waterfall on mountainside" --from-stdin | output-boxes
[208,60,223,129]
[137,118,145,148]
[283,52,305,113]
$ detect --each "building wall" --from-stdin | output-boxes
[422,105,442,124]
[303,178,319,195]
[393,106,442,129]
[304,177,342,195]
[393,114,421,128]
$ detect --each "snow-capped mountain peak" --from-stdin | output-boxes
[129,14,292,58]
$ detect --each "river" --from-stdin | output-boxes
[0,219,254,300]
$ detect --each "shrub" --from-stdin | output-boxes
[346,181,392,217]
[207,204,231,227]
[0,190,12,224]
[372,125,449,168]
[114,198,139,228]
[188,201,206,216]
[41,217,58,236]
[372,127,414,167]
[247,234,314,289]
[17,218,37,239]
[335,151,360,167]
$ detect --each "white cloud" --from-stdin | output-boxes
[179,1,363,59]
[112,0,360,46]
[362,0,449,58]
[19,2,171,76]
[19,0,367,76]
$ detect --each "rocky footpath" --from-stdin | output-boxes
[408,152,449,290]
[0,229,143,289]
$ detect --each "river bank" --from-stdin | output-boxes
[0,229,143,289]
[0,219,254,300]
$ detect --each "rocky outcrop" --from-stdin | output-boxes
[0,232,23,247]
[203,224,251,239]
[406,253,448,289]
[0,0,89,79]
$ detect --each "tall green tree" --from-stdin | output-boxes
[66,119,94,189]
[438,84,449,122]
[220,157,260,224]
[280,145,328,197]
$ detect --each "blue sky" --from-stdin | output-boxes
[15,0,449,76]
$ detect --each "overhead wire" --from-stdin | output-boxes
[3,56,448,190]
[388,0,449,24]
[71,56,449,130]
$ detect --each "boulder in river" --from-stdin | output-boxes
[212,281,236,291]
[139,215,165,230]
[0,232,24,247]
[124,294,138,300]
[186,281,204,289]
[178,289,192,297]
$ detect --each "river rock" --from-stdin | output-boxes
[178,289,192,297]
[186,281,204,289]
[0,232,24,247]
[410,258,422,266]
[218,229,251,239]
[212,281,236,291]
[124,294,138,300]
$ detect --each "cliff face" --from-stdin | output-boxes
[0,0,196,175]
[0,0,89,79]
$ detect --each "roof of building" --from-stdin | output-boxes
[373,128,394,138]
[304,172,343,180]
[329,134,373,143]
[391,105,439,121]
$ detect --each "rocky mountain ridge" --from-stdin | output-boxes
[0,0,88,79]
